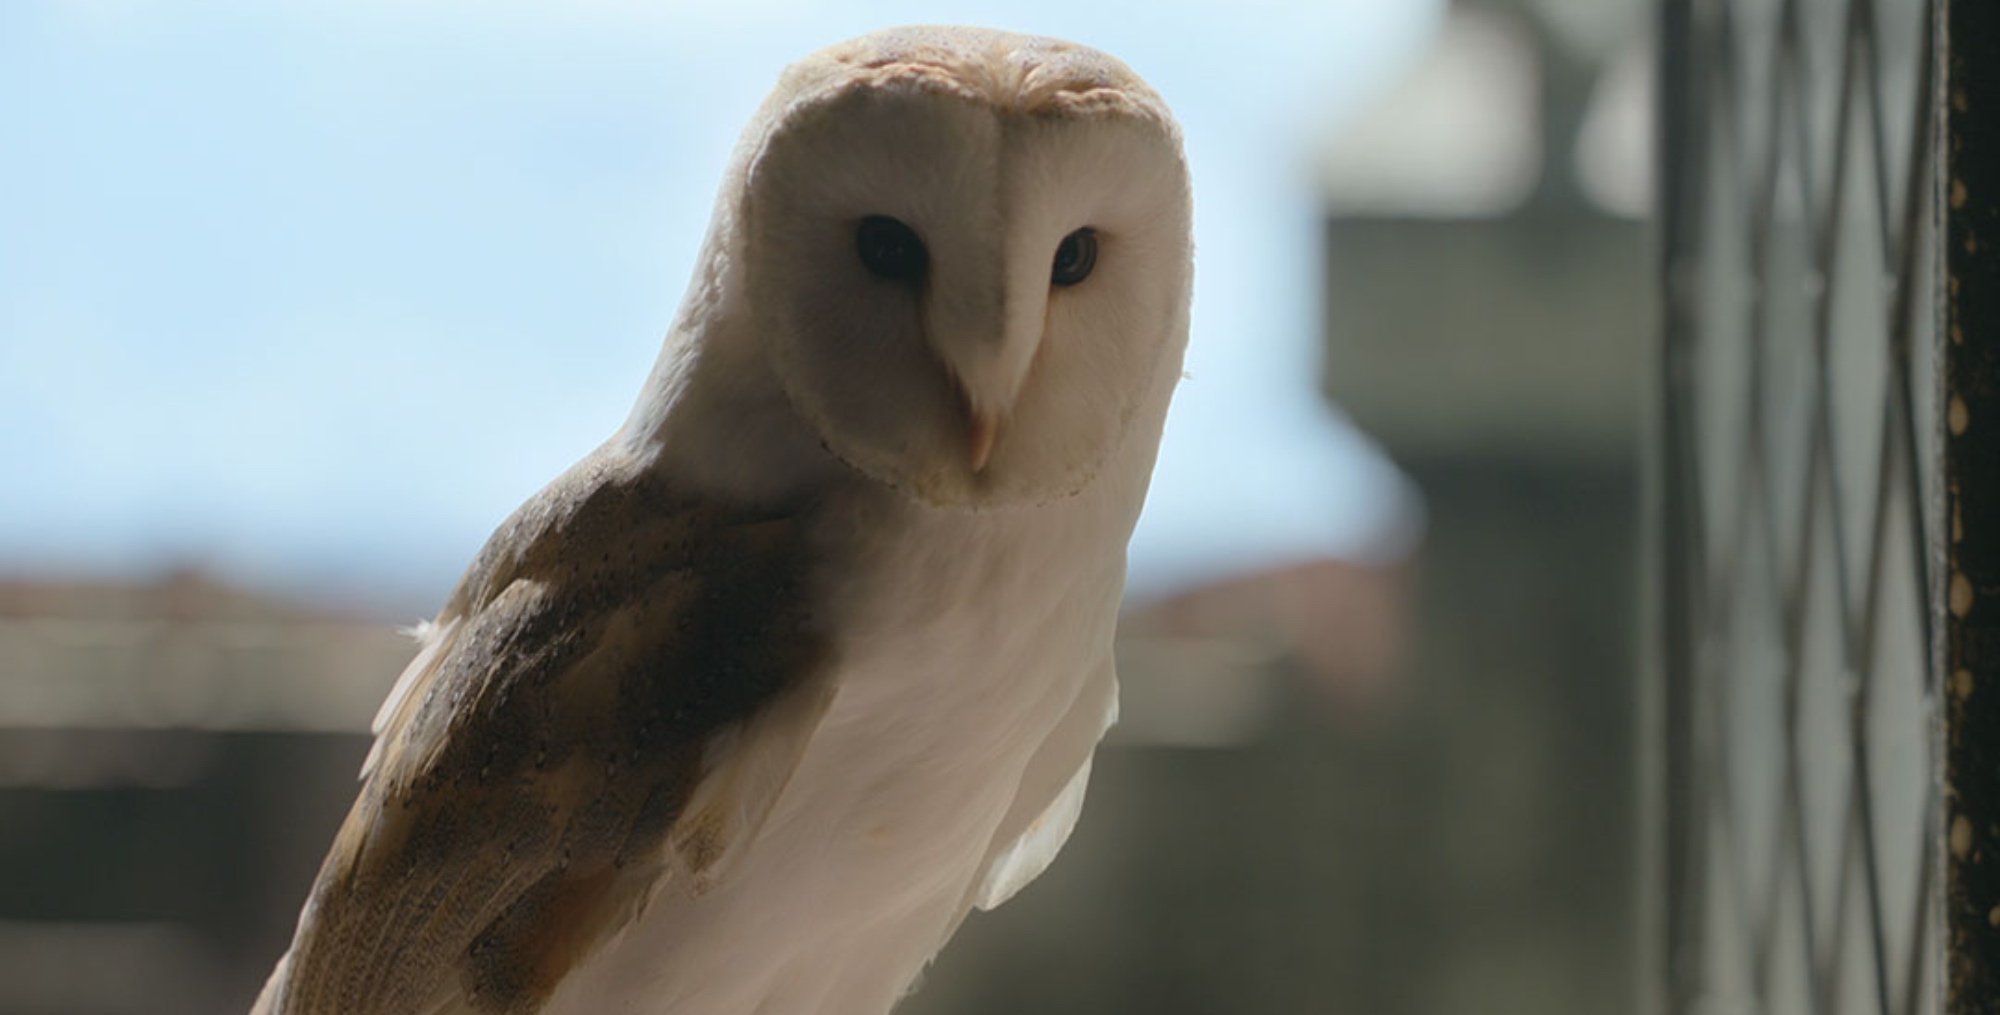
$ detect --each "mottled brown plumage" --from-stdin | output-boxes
[264,448,832,1015]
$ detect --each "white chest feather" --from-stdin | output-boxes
[539,496,1125,1015]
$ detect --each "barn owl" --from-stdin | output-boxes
[253,25,1191,1015]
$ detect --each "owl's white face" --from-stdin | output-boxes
[736,35,1191,509]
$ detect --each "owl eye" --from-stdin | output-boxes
[1050,228,1098,287]
[855,216,927,282]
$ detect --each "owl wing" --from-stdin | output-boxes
[256,449,833,1015]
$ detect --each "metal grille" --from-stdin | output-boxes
[1656,0,1951,1011]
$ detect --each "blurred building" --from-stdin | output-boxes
[0,573,404,1014]
[1313,0,1652,1012]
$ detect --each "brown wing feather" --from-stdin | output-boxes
[262,447,831,1015]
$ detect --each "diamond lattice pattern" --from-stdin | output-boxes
[1667,0,1942,1011]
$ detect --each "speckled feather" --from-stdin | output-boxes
[261,450,833,1015]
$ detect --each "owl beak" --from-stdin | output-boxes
[968,412,998,473]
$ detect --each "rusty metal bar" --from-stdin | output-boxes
[1943,1,2000,1008]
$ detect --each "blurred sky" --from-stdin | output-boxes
[0,0,1436,613]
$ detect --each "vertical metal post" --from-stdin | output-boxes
[1943,2,2000,1008]
[1656,0,1706,1011]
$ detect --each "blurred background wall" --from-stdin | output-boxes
[0,1,1651,1012]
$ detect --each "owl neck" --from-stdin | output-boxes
[616,288,847,507]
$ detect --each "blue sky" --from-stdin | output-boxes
[0,1,1435,611]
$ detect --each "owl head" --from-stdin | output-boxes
[719,26,1192,510]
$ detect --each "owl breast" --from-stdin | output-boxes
[537,487,1129,1015]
